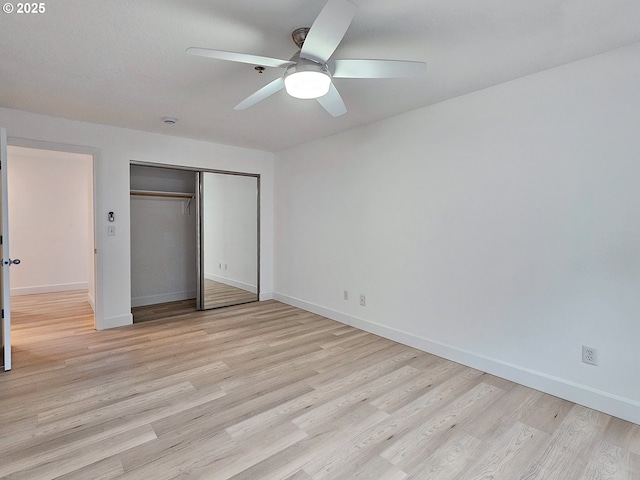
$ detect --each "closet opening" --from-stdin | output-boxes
[130,162,260,323]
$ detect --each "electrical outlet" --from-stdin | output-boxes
[582,346,598,366]
[343,290,349,301]
[359,294,366,306]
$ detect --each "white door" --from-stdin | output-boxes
[1,127,11,371]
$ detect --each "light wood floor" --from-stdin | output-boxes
[1,291,638,479]
[132,280,258,323]
[132,298,198,323]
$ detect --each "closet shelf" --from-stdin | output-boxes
[130,189,194,199]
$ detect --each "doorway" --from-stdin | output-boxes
[7,146,96,324]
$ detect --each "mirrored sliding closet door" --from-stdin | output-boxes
[198,171,259,310]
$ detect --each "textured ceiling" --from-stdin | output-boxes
[1,0,639,152]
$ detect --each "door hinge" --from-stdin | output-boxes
[0,235,3,245]
[1,309,4,319]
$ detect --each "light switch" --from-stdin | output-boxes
[107,226,116,236]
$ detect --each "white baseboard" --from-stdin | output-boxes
[131,290,196,308]
[98,313,133,330]
[11,282,89,296]
[205,274,257,294]
[259,291,274,301]
[87,291,95,312]
[273,292,640,425]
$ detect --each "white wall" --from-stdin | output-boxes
[130,196,197,306]
[7,146,93,296]
[274,42,640,424]
[0,107,274,329]
[203,173,258,292]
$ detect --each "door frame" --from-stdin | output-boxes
[1,127,11,370]
[6,136,102,329]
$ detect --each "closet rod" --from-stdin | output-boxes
[130,189,194,199]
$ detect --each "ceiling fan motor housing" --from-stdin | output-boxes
[284,54,332,99]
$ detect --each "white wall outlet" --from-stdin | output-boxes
[582,346,598,366]
[343,290,349,301]
[359,294,366,306]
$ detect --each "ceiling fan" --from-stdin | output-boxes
[186,0,426,117]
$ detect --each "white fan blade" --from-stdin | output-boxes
[186,47,294,69]
[317,83,347,117]
[234,77,285,110]
[329,59,426,78]
[300,0,356,64]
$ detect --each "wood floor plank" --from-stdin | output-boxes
[347,454,408,480]
[36,361,229,423]
[369,359,464,413]
[292,365,420,433]
[630,453,640,477]
[150,376,315,439]
[225,349,416,440]
[455,422,549,480]
[583,441,631,480]
[119,428,238,480]
[406,431,482,480]
[603,417,640,455]
[520,405,611,480]
[2,425,156,480]
[520,391,575,435]
[379,382,506,469]
[119,426,236,473]
[300,368,488,478]
[283,471,312,480]
[461,383,544,441]
[227,403,390,480]
[304,344,419,392]
[1,291,638,479]
[0,385,226,475]
[54,456,125,480]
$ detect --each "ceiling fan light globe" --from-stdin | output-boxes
[284,71,331,99]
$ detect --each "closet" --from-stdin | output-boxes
[130,165,197,311]
[130,163,259,321]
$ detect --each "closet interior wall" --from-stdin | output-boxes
[130,165,197,308]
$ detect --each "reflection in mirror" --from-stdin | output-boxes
[200,172,259,309]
